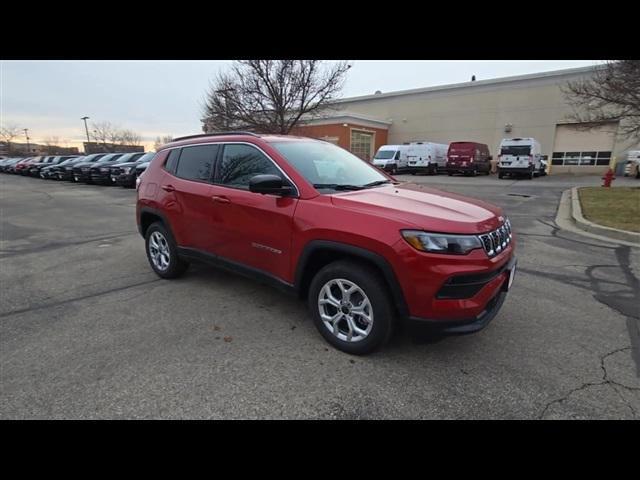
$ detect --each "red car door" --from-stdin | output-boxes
[157,145,220,252]
[209,143,298,282]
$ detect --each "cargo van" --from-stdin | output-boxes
[497,138,543,179]
[372,145,409,174]
[446,142,492,176]
[406,142,449,174]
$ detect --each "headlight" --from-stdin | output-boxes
[401,230,482,255]
[100,167,109,173]
[123,167,131,174]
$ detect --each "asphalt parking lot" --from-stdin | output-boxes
[1,173,639,419]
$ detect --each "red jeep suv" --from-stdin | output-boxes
[137,132,516,354]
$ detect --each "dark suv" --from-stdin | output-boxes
[64,154,105,181]
[86,153,126,184]
[137,132,516,355]
[109,152,154,187]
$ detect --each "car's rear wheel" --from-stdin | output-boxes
[145,222,189,279]
[308,260,394,355]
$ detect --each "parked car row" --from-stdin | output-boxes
[0,152,155,187]
[372,137,548,179]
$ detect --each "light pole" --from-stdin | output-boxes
[23,128,30,154]
[81,116,91,150]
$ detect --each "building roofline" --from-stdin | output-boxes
[299,111,393,126]
[334,64,603,103]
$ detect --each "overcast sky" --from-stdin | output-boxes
[1,60,600,150]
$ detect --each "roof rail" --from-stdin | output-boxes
[171,131,260,142]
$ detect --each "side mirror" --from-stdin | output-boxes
[249,174,293,196]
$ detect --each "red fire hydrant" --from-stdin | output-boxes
[602,168,615,187]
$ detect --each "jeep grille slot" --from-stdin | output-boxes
[478,220,512,257]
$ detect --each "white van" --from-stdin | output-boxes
[405,142,449,174]
[372,145,409,174]
[497,137,543,179]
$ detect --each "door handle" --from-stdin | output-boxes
[211,195,230,204]
[161,184,176,192]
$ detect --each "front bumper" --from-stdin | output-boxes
[74,170,92,182]
[115,172,136,186]
[90,172,112,184]
[408,256,516,334]
[392,236,516,326]
[58,170,74,180]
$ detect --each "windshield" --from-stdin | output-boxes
[98,154,122,163]
[272,141,390,192]
[374,149,397,160]
[501,145,531,156]
[135,152,155,164]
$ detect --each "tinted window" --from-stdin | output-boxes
[217,144,280,189]
[164,149,180,173]
[175,145,217,181]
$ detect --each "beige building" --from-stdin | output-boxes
[325,65,638,174]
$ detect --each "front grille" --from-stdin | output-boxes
[478,219,512,257]
[111,167,122,175]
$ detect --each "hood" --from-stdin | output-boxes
[111,161,136,168]
[330,183,503,234]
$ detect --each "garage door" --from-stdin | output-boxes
[551,122,618,167]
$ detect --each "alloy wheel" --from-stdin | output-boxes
[318,278,373,342]
[148,231,171,271]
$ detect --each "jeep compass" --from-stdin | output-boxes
[137,132,516,354]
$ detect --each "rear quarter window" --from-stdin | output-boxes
[164,149,180,174]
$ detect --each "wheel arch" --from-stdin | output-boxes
[294,240,409,319]
[138,207,173,239]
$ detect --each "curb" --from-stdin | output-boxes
[571,187,640,245]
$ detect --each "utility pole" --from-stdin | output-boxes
[23,128,30,154]
[81,116,91,152]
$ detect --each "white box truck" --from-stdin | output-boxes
[405,142,449,175]
[497,137,543,179]
[372,145,410,174]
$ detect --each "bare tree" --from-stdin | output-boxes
[43,136,60,154]
[201,60,351,134]
[120,130,142,146]
[154,135,173,151]
[1,123,21,154]
[90,122,142,151]
[562,61,640,140]
[91,121,120,152]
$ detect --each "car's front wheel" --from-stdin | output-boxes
[308,260,394,355]
[145,222,189,279]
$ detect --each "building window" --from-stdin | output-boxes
[350,130,374,161]
[551,151,612,166]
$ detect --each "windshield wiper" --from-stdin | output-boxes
[312,183,366,191]
[362,180,394,188]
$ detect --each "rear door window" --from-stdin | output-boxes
[174,145,218,182]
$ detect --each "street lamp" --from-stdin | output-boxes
[23,128,30,154]
[81,116,91,146]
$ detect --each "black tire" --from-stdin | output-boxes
[308,260,395,355]
[144,222,189,279]
[498,170,504,179]
[447,172,453,176]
